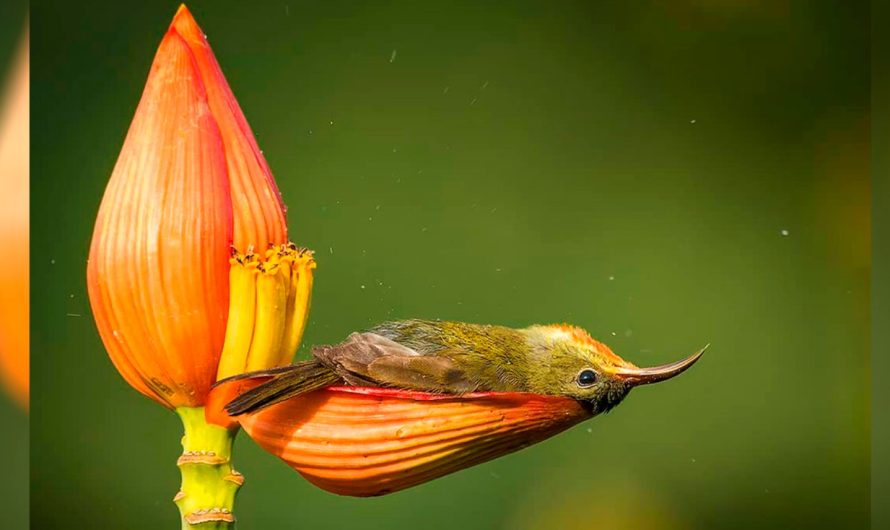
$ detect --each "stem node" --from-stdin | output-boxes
[175,407,241,529]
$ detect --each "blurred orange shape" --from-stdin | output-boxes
[236,386,592,496]
[87,6,294,408]
[0,30,29,408]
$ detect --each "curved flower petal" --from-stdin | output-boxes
[87,29,233,407]
[237,387,592,496]
[170,6,287,253]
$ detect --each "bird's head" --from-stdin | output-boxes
[525,324,706,414]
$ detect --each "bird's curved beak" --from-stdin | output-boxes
[612,345,708,386]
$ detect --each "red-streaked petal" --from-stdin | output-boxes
[87,29,232,407]
[238,387,591,496]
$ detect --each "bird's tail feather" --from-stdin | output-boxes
[224,360,340,416]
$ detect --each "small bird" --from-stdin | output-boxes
[224,319,705,416]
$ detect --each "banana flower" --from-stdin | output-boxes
[87,5,314,527]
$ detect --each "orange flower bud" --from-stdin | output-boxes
[88,6,313,408]
[0,31,29,408]
[236,387,591,496]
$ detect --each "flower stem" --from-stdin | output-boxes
[174,407,243,529]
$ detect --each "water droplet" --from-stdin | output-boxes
[608,275,615,281]
[389,49,397,63]
[690,119,696,124]
[360,284,366,290]
[780,229,789,236]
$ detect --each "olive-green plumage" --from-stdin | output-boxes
[224,319,704,416]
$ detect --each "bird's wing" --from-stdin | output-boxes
[313,332,477,393]
[222,359,342,415]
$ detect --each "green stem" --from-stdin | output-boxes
[174,407,242,529]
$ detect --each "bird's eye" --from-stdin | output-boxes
[577,369,597,387]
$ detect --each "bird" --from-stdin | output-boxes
[223,319,706,416]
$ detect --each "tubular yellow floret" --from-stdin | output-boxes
[216,244,316,380]
[216,252,259,380]
[245,259,288,371]
[279,251,315,366]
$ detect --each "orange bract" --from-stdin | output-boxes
[169,7,287,253]
[87,6,289,408]
[0,31,29,408]
[237,387,592,496]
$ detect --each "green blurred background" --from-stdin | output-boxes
[0,1,29,529]
[31,1,869,529]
